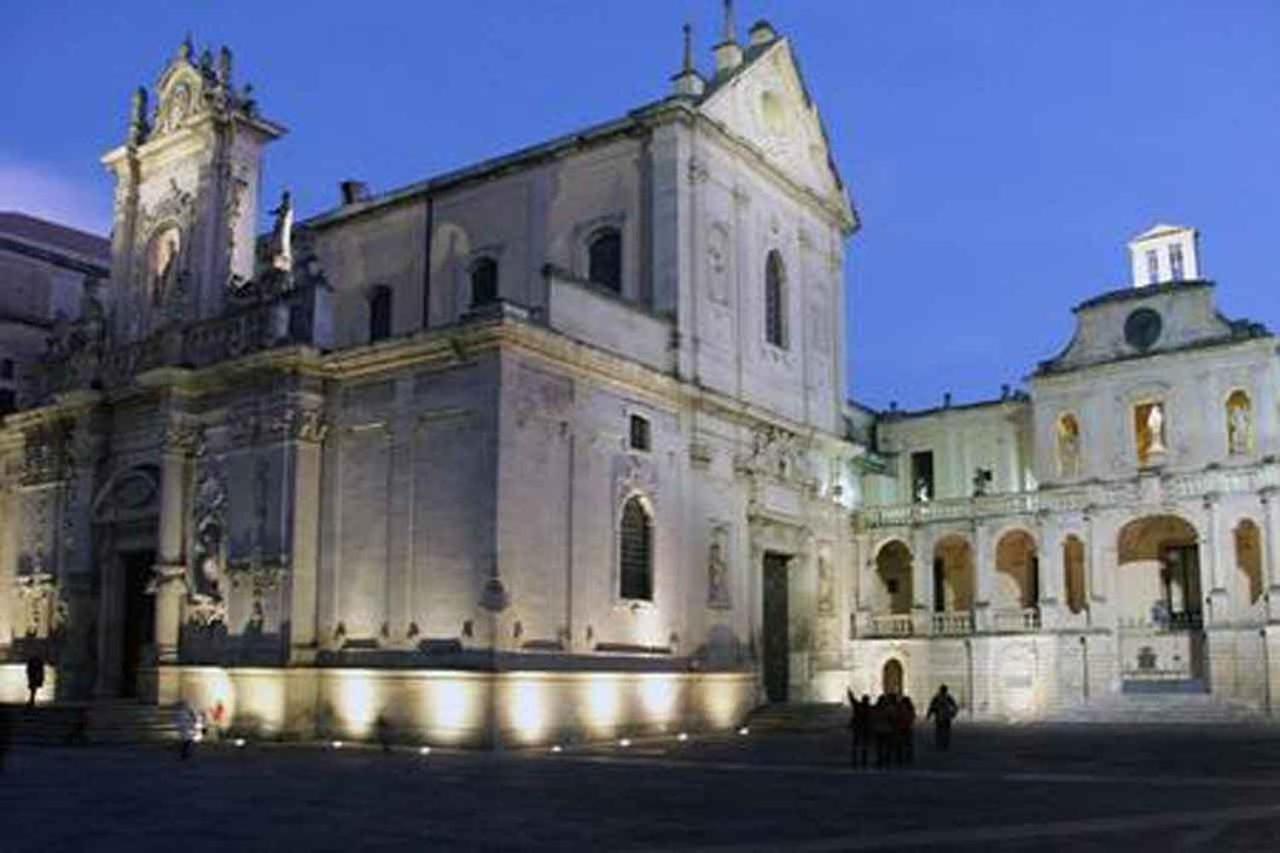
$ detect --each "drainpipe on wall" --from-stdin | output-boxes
[1261,627,1272,717]
[1080,635,1090,703]
[963,637,974,720]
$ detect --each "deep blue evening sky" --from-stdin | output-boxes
[3,2,1277,409]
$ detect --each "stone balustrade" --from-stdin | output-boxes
[857,464,1280,531]
[866,613,914,637]
[990,607,1041,633]
[930,611,974,636]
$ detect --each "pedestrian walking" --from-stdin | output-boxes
[897,695,917,765]
[176,702,200,760]
[25,654,44,708]
[926,684,959,751]
[846,689,871,768]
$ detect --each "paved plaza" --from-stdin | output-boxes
[4,722,1280,852]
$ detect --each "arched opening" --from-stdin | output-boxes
[874,540,912,614]
[995,530,1039,609]
[469,257,498,307]
[764,249,787,348]
[1063,535,1087,615]
[587,228,622,292]
[1235,519,1263,607]
[1116,515,1201,627]
[618,496,653,601]
[882,658,904,696]
[932,535,974,613]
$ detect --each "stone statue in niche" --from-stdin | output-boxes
[914,477,931,503]
[1057,414,1081,477]
[269,190,294,274]
[706,224,730,306]
[817,553,834,615]
[1227,393,1252,455]
[707,525,731,610]
[147,226,181,307]
[1147,403,1167,455]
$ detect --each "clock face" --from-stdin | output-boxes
[1124,307,1163,351]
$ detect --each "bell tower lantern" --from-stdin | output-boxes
[1127,223,1200,288]
[101,38,285,342]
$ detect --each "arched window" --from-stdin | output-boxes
[470,257,499,307]
[588,228,622,292]
[765,249,787,348]
[369,285,392,342]
[619,496,653,601]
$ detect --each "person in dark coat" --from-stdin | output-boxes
[872,694,895,769]
[847,690,871,768]
[0,705,12,773]
[926,684,959,751]
[897,695,917,765]
[25,655,44,708]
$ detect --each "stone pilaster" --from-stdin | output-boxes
[1036,512,1065,629]
[1201,493,1229,625]
[972,521,993,632]
[152,421,197,663]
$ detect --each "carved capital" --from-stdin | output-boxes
[161,422,201,455]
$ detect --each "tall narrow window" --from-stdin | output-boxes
[588,228,622,292]
[765,249,787,347]
[629,414,651,452]
[1145,249,1160,285]
[369,285,392,342]
[619,496,653,601]
[470,257,498,306]
[911,450,934,502]
[1169,244,1185,281]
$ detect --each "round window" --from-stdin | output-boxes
[1124,307,1163,351]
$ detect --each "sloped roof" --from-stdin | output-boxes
[1129,223,1194,243]
[0,212,110,263]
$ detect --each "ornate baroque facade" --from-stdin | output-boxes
[0,14,865,743]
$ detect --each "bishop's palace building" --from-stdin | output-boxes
[2,10,1278,744]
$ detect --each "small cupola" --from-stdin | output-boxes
[748,19,778,46]
[1127,224,1200,288]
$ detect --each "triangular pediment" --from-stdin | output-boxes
[699,39,850,218]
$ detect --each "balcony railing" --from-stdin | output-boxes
[991,607,1041,633]
[866,614,914,637]
[931,611,973,636]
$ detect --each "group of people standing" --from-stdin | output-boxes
[846,684,959,769]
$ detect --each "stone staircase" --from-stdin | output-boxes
[2,700,181,745]
[1043,684,1270,725]
[744,702,848,733]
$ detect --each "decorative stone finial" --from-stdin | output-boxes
[128,86,149,146]
[722,0,737,44]
[218,46,233,84]
[179,33,194,61]
[671,23,705,97]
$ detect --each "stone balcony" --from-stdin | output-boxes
[860,607,1041,639]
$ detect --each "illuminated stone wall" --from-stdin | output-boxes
[171,665,755,747]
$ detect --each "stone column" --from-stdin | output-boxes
[152,423,195,667]
[287,405,327,662]
[1037,513,1064,630]
[1200,494,1228,626]
[909,526,931,635]
[1262,489,1280,623]
[972,522,993,632]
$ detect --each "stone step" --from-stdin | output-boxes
[1043,694,1270,725]
[745,703,847,732]
[2,702,181,745]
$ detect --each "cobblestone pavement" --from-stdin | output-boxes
[3,723,1280,851]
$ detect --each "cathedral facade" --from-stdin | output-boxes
[0,15,863,744]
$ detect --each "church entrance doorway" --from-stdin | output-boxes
[119,550,156,698]
[882,659,904,696]
[762,552,791,703]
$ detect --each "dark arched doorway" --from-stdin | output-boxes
[882,659,904,696]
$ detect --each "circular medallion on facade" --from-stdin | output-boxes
[1124,307,1163,351]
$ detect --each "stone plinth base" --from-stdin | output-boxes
[158,665,756,748]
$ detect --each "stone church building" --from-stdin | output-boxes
[1,8,1276,742]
